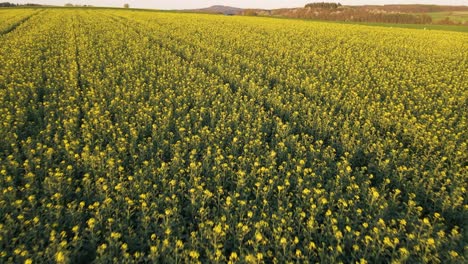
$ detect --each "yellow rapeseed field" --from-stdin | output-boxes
[0,8,467,263]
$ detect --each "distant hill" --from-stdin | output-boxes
[185,5,244,15]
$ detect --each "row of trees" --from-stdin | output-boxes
[305,2,342,9]
[248,7,435,25]
[298,9,433,24]
[64,3,93,7]
[0,2,42,7]
[245,3,467,26]
[64,3,129,8]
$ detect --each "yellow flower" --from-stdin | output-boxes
[399,219,407,226]
[255,232,263,242]
[55,252,66,264]
[309,241,316,250]
[383,237,393,247]
[213,224,223,235]
[365,235,372,244]
[399,247,409,256]
[99,243,107,251]
[378,218,385,226]
[427,238,435,247]
[423,218,430,225]
[320,197,328,204]
[189,250,199,259]
[229,252,238,260]
[111,232,121,239]
[337,245,343,253]
[346,166,352,173]
[335,231,343,240]
[150,246,157,253]
[280,237,287,246]
[87,218,96,229]
[245,254,256,263]
[371,188,379,200]
[121,243,128,251]
[176,240,183,248]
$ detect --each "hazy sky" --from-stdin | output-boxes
[12,0,468,9]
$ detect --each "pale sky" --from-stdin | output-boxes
[11,0,468,9]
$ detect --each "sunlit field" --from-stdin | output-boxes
[0,8,467,263]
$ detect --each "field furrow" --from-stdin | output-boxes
[0,9,43,36]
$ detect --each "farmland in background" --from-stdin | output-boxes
[428,11,468,24]
[0,8,467,263]
[334,20,468,33]
[239,4,468,26]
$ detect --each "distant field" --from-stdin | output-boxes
[340,21,468,33]
[428,11,468,23]
[264,15,468,33]
[1,8,467,263]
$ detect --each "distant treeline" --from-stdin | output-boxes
[305,2,342,9]
[242,3,468,25]
[246,6,468,25]
[64,3,94,7]
[281,8,434,24]
[245,8,433,25]
[0,2,42,7]
[0,2,97,7]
